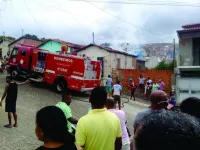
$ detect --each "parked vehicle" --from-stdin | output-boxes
[7,44,101,92]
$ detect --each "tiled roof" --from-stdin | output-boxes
[76,44,137,57]
[37,39,84,49]
[182,23,200,29]
[177,27,200,33]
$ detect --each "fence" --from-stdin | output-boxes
[112,69,172,95]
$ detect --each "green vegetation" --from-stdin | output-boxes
[154,60,176,71]
[0,36,15,41]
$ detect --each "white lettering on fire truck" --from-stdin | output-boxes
[73,71,83,76]
[54,57,73,63]
[57,68,68,72]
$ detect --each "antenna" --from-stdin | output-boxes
[22,29,24,36]
[92,32,95,44]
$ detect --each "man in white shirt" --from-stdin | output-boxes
[112,81,122,110]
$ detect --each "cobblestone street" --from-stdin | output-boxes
[0,75,147,150]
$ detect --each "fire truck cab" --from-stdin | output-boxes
[7,45,101,93]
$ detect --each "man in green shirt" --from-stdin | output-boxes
[56,92,78,133]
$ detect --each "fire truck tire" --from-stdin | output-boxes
[54,78,67,93]
[10,68,19,78]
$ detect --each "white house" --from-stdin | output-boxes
[76,44,137,79]
[0,38,13,59]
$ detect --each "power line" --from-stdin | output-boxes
[0,10,3,34]
[10,0,23,31]
[69,0,200,7]
[34,0,94,33]
[83,1,172,39]
[23,0,46,35]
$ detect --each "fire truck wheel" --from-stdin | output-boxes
[10,68,19,78]
[55,78,67,93]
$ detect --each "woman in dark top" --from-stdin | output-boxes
[0,76,29,128]
[35,106,77,150]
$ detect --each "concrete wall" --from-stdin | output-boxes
[178,38,193,66]
[77,46,136,78]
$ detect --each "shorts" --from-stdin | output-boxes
[106,86,112,93]
[139,84,144,89]
[114,95,121,104]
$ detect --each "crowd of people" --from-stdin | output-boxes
[1,75,200,150]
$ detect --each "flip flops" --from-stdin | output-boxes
[4,124,12,128]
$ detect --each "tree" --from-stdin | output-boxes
[23,34,40,40]
[154,60,177,71]
[154,60,169,70]
[101,42,111,48]
[0,36,15,41]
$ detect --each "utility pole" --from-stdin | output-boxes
[22,29,24,36]
[92,32,95,44]
[2,31,5,37]
[173,39,176,71]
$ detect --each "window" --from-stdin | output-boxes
[21,50,26,56]
[11,48,18,58]
[38,52,47,61]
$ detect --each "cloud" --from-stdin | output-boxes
[0,0,200,46]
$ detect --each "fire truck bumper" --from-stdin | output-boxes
[81,87,95,92]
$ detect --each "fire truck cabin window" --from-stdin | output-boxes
[38,52,47,61]
[11,48,18,58]
[21,50,26,56]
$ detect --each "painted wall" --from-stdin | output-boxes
[38,41,71,53]
[178,38,193,66]
[0,40,12,58]
[77,46,136,78]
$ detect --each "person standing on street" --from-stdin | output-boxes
[106,99,130,150]
[75,86,122,150]
[0,76,29,128]
[56,92,78,134]
[152,79,159,92]
[106,75,113,98]
[158,79,165,91]
[35,106,77,150]
[129,78,137,101]
[133,90,168,134]
[113,80,123,110]
[138,75,145,95]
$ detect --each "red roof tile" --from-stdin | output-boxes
[177,27,200,33]
[182,23,200,29]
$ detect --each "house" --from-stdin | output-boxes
[145,56,160,69]
[0,38,13,58]
[177,23,200,66]
[8,37,42,52]
[76,44,137,78]
[36,39,84,53]
[136,58,146,69]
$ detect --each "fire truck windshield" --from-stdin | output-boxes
[11,48,18,58]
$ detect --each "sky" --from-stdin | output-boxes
[0,0,200,48]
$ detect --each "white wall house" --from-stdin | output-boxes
[0,38,13,59]
[77,44,137,79]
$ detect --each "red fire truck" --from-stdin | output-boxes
[7,44,101,92]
